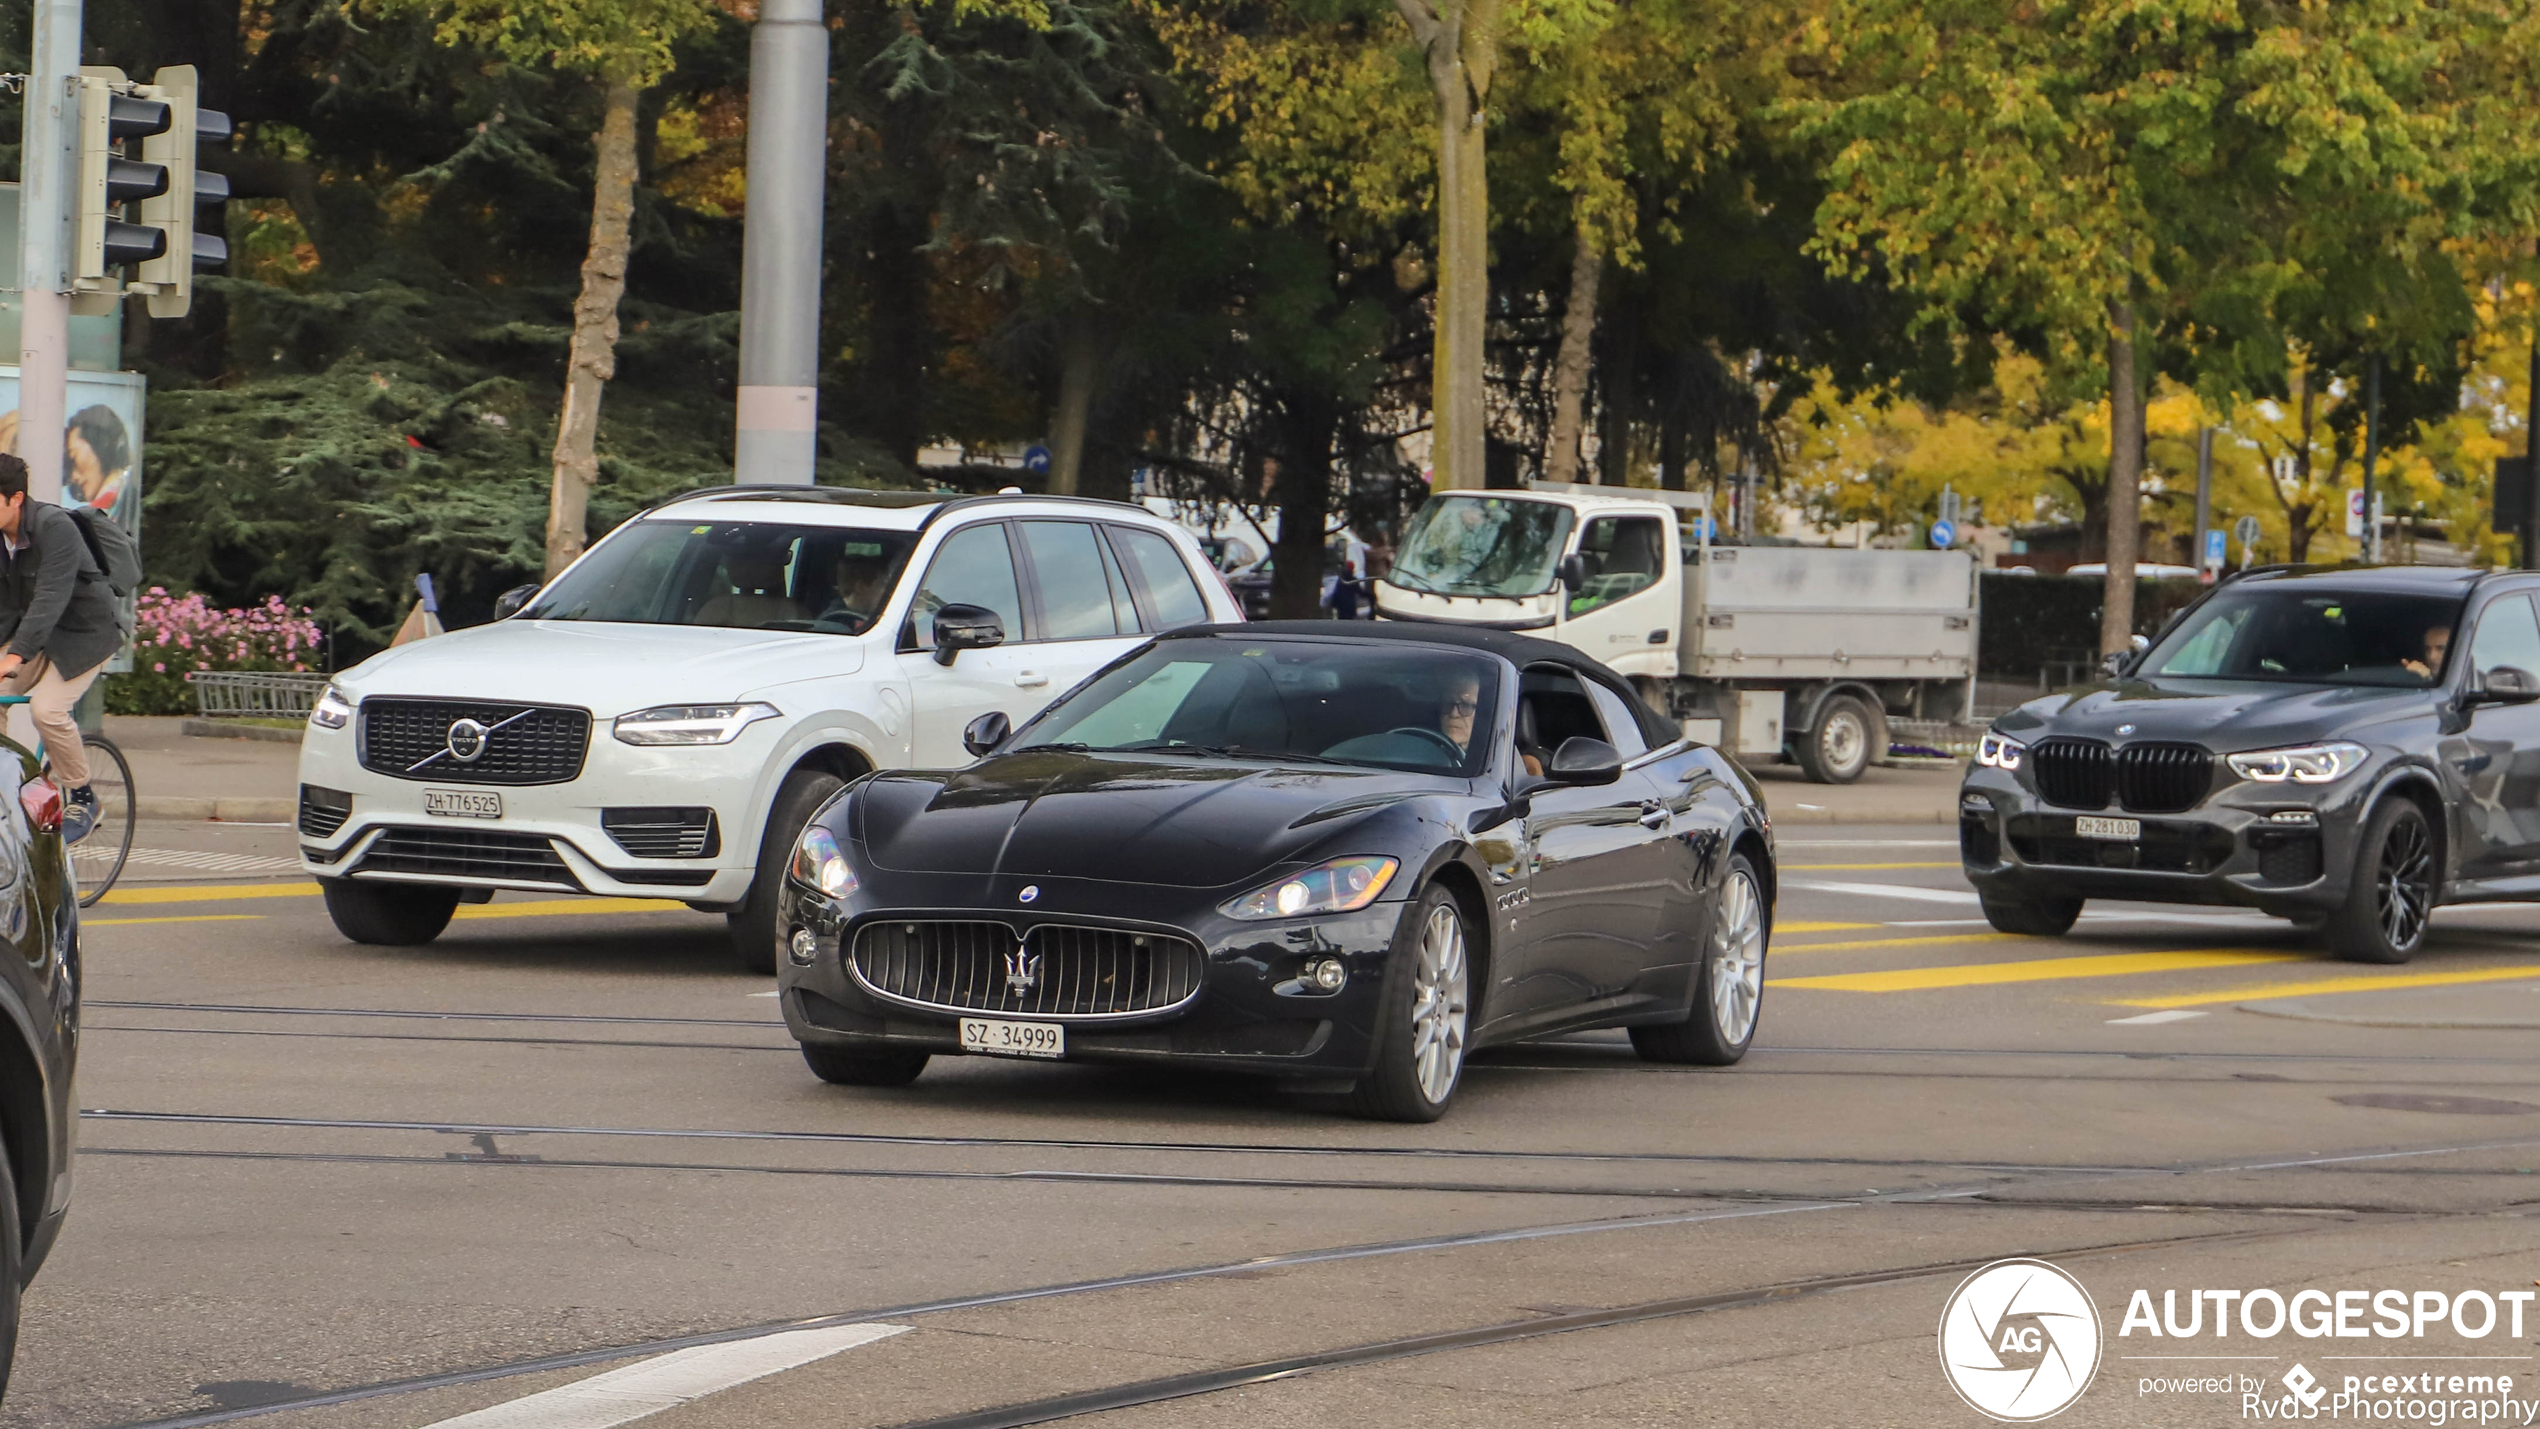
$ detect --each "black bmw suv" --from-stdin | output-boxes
[1963,566,2540,963]
[0,735,80,1402]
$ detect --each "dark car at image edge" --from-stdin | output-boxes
[0,733,82,1404]
[1962,565,2540,962]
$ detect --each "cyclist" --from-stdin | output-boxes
[0,454,121,842]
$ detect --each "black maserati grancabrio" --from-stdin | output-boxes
[1964,564,2540,962]
[775,623,1774,1120]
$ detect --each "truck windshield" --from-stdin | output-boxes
[522,520,917,634]
[1388,496,1574,598]
[2144,588,2464,687]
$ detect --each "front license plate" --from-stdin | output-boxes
[424,788,503,820]
[2075,815,2140,841]
[960,1018,1065,1060]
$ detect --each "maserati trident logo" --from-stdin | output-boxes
[1004,945,1041,995]
[1017,884,1040,904]
[446,718,490,763]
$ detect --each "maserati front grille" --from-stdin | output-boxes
[850,920,1207,1020]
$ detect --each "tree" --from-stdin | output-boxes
[382,0,720,576]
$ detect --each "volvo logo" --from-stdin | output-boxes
[1017,885,1039,904]
[446,718,490,763]
[2115,723,2137,737]
[1004,945,1041,994]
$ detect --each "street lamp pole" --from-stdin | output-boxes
[16,0,82,504]
[734,0,828,486]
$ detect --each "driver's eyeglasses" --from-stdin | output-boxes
[1443,697,1480,715]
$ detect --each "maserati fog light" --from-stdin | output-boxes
[788,926,818,965]
[1305,956,1348,992]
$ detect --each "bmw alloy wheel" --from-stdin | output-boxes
[2376,813,2433,950]
[1411,902,1470,1103]
[1709,868,1765,1045]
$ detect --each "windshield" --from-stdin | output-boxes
[1389,496,1574,598]
[2144,587,2464,686]
[1015,640,1501,776]
[523,520,916,634]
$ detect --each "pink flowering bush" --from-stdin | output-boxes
[103,588,327,715]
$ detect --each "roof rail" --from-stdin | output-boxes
[636,483,952,518]
[915,491,1143,531]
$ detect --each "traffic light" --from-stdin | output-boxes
[73,67,170,282]
[136,65,231,319]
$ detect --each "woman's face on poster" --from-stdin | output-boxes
[66,428,106,502]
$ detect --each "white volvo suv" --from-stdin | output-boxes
[295,486,1242,970]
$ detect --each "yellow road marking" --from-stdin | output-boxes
[1772,949,2305,993]
[87,914,265,927]
[103,881,320,905]
[1783,862,1959,871]
[2112,964,2540,1009]
[1776,932,2020,954]
[452,898,692,920]
[1776,922,1880,933]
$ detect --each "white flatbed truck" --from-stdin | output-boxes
[1371,481,1980,782]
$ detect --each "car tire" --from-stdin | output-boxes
[1350,884,1472,1123]
[1980,894,2083,937]
[730,768,848,976]
[1794,694,1881,784]
[0,1138,18,1402]
[1631,852,1768,1066]
[320,879,460,946]
[802,1043,929,1087]
[2324,797,2436,965]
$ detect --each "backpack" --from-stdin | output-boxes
[66,505,142,599]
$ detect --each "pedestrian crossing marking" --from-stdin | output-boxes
[102,881,321,904]
[1776,922,1880,934]
[1770,949,2304,993]
[1776,932,2020,955]
[87,914,265,927]
[1783,862,1959,871]
[2110,963,2540,1009]
[452,898,692,920]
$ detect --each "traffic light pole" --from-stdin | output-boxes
[734,0,828,486]
[16,0,82,504]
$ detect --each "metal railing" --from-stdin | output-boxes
[185,670,331,719]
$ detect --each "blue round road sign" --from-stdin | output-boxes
[1929,519,1957,549]
[1023,444,1053,474]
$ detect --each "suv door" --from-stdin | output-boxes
[902,521,1040,767]
[1557,515,1677,674]
[2449,589,2540,879]
[1012,520,1147,703]
[1105,524,1217,633]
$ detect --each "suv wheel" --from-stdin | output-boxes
[731,768,847,976]
[321,879,460,945]
[1980,894,2083,937]
[2325,798,2435,964]
[1794,694,1881,784]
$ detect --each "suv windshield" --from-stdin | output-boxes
[1388,496,1574,598]
[2145,587,2464,687]
[523,520,917,634]
[1016,640,1501,776]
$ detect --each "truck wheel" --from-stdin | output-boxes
[321,879,460,945]
[1794,694,1882,783]
[731,768,847,976]
[1980,894,2083,936]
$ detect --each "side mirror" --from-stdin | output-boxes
[930,603,1005,666]
[492,583,540,621]
[1545,736,1622,786]
[1556,554,1586,593]
[2471,665,2540,704]
[962,710,1011,757]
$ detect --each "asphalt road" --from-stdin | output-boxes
[10,820,2540,1429]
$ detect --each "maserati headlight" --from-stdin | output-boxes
[612,702,781,746]
[789,825,859,898]
[1975,731,2026,770]
[2225,742,2367,784]
[1222,856,1399,920]
[309,683,354,731]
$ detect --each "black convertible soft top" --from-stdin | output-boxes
[1164,620,1683,752]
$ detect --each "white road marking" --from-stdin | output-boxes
[748,990,780,998]
[1778,839,1957,848]
[2107,1009,2209,1025]
[1787,880,1979,905]
[419,1323,908,1429]
[123,847,306,873]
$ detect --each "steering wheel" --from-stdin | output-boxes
[1383,726,1466,761]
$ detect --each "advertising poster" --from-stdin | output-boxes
[0,368,145,674]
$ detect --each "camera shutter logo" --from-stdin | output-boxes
[1938,1258,2102,1421]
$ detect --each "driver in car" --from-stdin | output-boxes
[1439,671,1543,777]
[817,549,896,634]
[2402,624,2453,680]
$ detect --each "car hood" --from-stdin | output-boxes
[337,620,869,714]
[854,751,1445,889]
[1996,676,2436,751]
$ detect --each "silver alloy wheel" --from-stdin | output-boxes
[1708,869,1765,1046]
[1410,902,1470,1104]
[1821,710,1867,776]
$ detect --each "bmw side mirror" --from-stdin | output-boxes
[962,710,1011,757]
[1556,554,1585,593]
[2471,665,2540,704]
[493,583,540,621]
[931,603,1005,666]
[1546,736,1622,786]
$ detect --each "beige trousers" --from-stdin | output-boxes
[1,654,98,787]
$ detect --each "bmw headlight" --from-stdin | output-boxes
[2225,741,2367,784]
[309,683,354,731]
[1975,731,2026,770]
[1222,856,1399,920]
[612,702,781,746]
[789,825,859,899]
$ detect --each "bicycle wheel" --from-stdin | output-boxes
[70,735,135,907]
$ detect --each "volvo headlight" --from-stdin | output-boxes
[309,683,353,731]
[1222,856,1399,920]
[2225,742,2367,784]
[789,825,859,898]
[612,702,781,746]
[1975,731,2026,770]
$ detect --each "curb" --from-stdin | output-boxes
[2236,997,2540,1031]
[179,718,303,744]
[138,796,296,823]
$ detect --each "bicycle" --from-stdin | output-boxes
[0,694,135,907]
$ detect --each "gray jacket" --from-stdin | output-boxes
[0,502,124,679]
